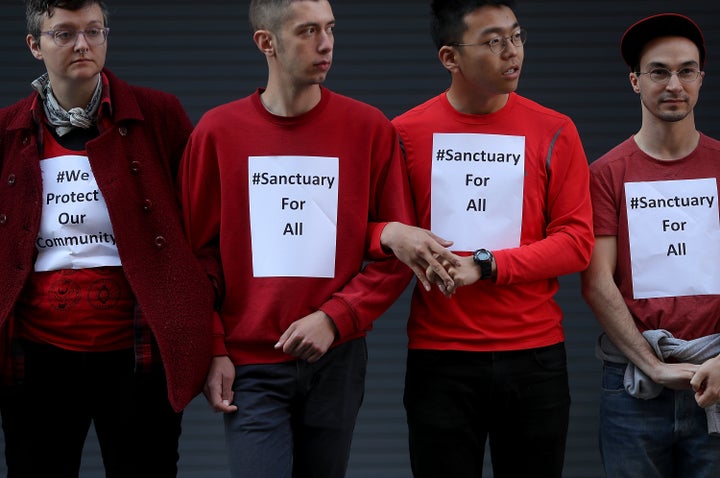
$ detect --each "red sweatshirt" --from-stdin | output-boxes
[180,87,414,365]
[393,92,594,352]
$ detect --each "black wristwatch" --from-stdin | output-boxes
[472,249,494,280]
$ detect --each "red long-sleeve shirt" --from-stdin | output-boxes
[393,92,594,351]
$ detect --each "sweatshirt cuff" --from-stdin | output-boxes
[320,299,355,340]
[366,221,393,260]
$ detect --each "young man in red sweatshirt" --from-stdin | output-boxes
[179,1,458,476]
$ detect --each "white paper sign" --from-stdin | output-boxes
[431,133,524,251]
[625,178,720,298]
[249,155,339,277]
[35,155,120,272]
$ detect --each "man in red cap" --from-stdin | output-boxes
[582,12,720,476]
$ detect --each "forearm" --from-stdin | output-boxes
[581,271,664,375]
[320,255,413,338]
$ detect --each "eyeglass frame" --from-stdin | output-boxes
[635,66,703,84]
[39,27,110,48]
[448,28,527,55]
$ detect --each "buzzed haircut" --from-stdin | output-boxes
[249,0,323,34]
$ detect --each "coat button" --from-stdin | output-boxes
[7,174,16,186]
[143,199,153,212]
[130,161,141,174]
[22,136,29,145]
[0,214,7,225]
[119,127,128,136]
[154,236,166,249]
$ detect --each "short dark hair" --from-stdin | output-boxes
[430,0,515,49]
[620,13,706,71]
[25,0,109,38]
[249,0,321,34]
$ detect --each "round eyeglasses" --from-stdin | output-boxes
[450,29,527,55]
[637,67,702,84]
[40,27,110,47]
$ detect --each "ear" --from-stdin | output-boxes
[438,45,459,73]
[27,33,43,60]
[253,30,274,57]
[629,72,640,94]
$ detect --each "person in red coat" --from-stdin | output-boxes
[0,1,214,477]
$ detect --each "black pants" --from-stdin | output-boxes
[404,343,570,478]
[1,341,181,478]
[225,338,368,478]
[0,383,28,476]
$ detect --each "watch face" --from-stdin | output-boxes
[474,250,491,261]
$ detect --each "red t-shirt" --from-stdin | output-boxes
[15,126,134,351]
[590,134,720,340]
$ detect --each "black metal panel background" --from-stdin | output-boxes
[0,2,718,477]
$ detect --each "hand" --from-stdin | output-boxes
[203,355,238,414]
[691,355,720,407]
[275,310,336,363]
[380,222,460,293]
[649,362,699,391]
[427,255,481,297]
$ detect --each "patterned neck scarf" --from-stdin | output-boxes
[31,73,103,137]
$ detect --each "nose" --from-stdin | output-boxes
[502,39,520,57]
[318,30,333,52]
[665,72,683,90]
[74,31,91,49]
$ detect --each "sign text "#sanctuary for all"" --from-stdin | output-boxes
[430,132,525,252]
[625,178,720,299]
[248,155,339,278]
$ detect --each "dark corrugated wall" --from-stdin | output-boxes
[0,2,718,477]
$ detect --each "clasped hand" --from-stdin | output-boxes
[380,222,486,297]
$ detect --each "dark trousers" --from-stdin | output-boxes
[225,337,368,478]
[404,343,570,478]
[0,383,27,475]
[0,341,181,478]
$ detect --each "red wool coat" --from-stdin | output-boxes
[0,69,214,411]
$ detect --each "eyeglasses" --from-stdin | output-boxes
[637,67,702,84]
[40,27,110,47]
[450,29,527,55]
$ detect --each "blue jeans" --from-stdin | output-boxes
[600,361,720,477]
[224,337,367,478]
[404,343,570,478]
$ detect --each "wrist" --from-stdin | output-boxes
[472,249,496,280]
[379,221,399,253]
